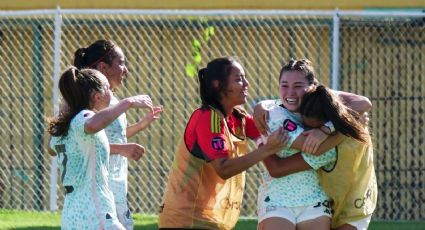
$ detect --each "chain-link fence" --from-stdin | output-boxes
[0,9,424,221]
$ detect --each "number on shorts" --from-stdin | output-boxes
[54,144,67,182]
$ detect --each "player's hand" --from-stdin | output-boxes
[136,106,163,130]
[301,129,328,155]
[253,102,270,135]
[126,95,153,111]
[263,127,289,155]
[119,143,145,161]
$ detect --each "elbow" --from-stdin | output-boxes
[269,171,282,178]
[266,165,284,178]
[216,170,233,180]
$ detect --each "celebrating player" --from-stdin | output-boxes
[73,40,162,229]
[158,57,289,229]
[48,67,153,229]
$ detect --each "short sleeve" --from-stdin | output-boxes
[301,149,337,170]
[259,99,281,110]
[268,107,304,148]
[185,109,230,161]
[72,110,95,135]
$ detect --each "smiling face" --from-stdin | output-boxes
[279,71,315,112]
[99,46,128,90]
[220,61,249,107]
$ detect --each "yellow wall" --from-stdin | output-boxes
[1,0,424,10]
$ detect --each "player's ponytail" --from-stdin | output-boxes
[300,85,369,144]
[73,40,117,69]
[198,58,228,116]
[48,67,104,136]
[73,48,88,69]
[198,67,209,107]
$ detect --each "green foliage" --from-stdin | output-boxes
[185,25,216,78]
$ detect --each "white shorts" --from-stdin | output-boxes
[347,215,372,230]
[115,202,134,230]
[258,201,332,225]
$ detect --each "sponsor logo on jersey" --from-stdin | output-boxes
[354,188,373,209]
[283,119,297,132]
[211,136,225,150]
[220,197,241,210]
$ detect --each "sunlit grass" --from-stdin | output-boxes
[1,209,424,230]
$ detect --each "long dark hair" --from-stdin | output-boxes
[198,57,246,119]
[73,40,118,69]
[48,67,105,137]
[299,85,369,144]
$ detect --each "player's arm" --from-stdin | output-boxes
[193,110,288,180]
[263,153,311,178]
[334,90,372,113]
[209,127,288,180]
[85,95,152,134]
[291,132,346,155]
[126,106,162,138]
[259,129,344,177]
[252,100,278,135]
[110,143,145,161]
[263,134,343,178]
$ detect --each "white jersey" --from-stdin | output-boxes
[105,95,128,204]
[50,110,122,229]
[257,102,336,211]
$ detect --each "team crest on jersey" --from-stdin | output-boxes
[211,136,225,150]
[283,119,297,132]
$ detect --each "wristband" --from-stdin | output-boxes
[318,126,332,135]
[323,121,336,133]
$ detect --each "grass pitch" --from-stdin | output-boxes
[0,209,424,230]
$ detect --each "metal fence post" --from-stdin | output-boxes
[331,8,340,90]
[49,6,62,211]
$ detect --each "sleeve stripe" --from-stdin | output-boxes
[210,110,221,134]
[215,111,218,133]
[211,110,215,133]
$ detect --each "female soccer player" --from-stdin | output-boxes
[158,57,289,229]
[48,67,152,229]
[74,40,162,229]
[254,59,376,230]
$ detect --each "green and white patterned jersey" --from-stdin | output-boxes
[105,96,128,204]
[257,103,336,211]
[50,110,122,229]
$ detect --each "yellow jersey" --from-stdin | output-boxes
[318,136,378,228]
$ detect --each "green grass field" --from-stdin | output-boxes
[1,209,424,230]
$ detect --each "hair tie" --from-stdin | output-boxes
[198,68,208,80]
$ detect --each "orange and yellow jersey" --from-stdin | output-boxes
[318,134,377,228]
[158,107,259,230]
